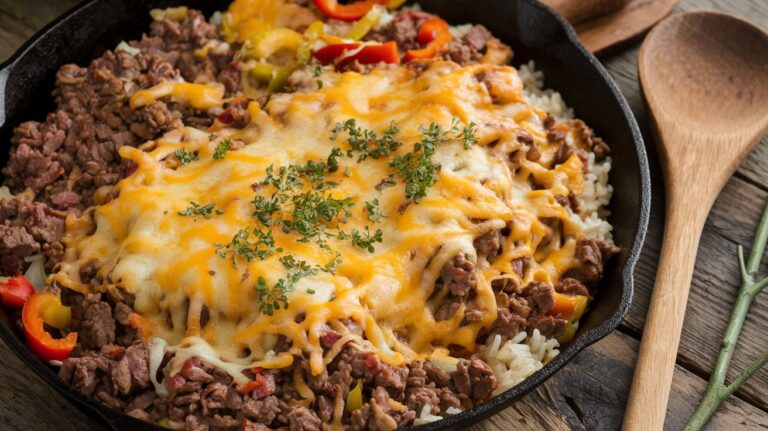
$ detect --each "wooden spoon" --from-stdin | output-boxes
[624,12,768,430]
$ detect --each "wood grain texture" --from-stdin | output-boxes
[0,0,766,430]
[575,0,679,55]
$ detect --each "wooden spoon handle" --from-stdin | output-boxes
[623,198,710,430]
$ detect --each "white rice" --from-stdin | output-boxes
[473,62,614,399]
[519,60,614,244]
[481,330,561,395]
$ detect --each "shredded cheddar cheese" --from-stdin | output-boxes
[52,62,599,380]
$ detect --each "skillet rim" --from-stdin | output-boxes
[0,1,651,429]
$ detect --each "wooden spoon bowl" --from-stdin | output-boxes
[624,12,768,431]
[642,13,768,136]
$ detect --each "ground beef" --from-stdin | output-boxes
[556,277,590,297]
[527,315,568,338]
[523,281,556,315]
[2,4,618,428]
[2,11,234,212]
[452,358,497,400]
[288,407,321,431]
[474,229,502,263]
[441,253,477,298]
[350,387,400,431]
[564,237,620,285]
[59,354,111,396]
[242,396,280,424]
[75,294,117,350]
[0,197,67,275]
[443,26,489,64]
[483,308,527,344]
[366,11,431,51]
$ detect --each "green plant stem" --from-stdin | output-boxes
[684,203,768,431]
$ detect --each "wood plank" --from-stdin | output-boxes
[0,0,80,60]
[524,331,768,430]
[625,177,768,410]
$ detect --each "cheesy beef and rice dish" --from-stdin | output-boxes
[0,1,618,429]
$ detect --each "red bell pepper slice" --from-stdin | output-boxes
[403,17,453,62]
[313,43,362,65]
[311,0,388,22]
[22,292,77,362]
[314,42,400,70]
[336,41,400,69]
[0,275,35,309]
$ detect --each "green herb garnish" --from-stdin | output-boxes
[179,202,223,218]
[462,121,478,149]
[331,119,402,162]
[351,226,383,253]
[175,149,199,165]
[213,139,232,160]
[327,147,343,173]
[255,254,337,315]
[388,120,477,202]
[365,199,385,222]
[216,227,282,265]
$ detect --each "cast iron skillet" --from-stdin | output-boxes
[0,0,650,429]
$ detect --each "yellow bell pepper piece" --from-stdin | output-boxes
[42,303,72,330]
[346,5,383,41]
[248,63,297,93]
[297,21,326,64]
[346,380,364,412]
[557,322,577,344]
[149,6,189,22]
[246,28,305,60]
[569,295,589,323]
[220,13,239,44]
[388,0,407,8]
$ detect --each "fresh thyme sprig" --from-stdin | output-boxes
[350,226,383,253]
[389,120,478,203]
[213,138,232,160]
[251,155,351,249]
[255,253,339,315]
[179,202,223,218]
[685,202,768,430]
[331,119,402,162]
[215,227,282,265]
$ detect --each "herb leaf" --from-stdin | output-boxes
[179,202,223,218]
[176,149,199,165]
[255,254,335,316]
[351,226,383,253]
[331,119,402,162]
[365,199,385,222]
[216,227,282,265]
[389,120,476,202]
[462,121,478,149]
[213,139,233,160]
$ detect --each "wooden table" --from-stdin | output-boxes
[0,1,766,430]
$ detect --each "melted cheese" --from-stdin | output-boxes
[130,82,224,111]
[53,62,602,380]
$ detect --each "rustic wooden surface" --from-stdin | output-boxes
[0,1,766,430]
